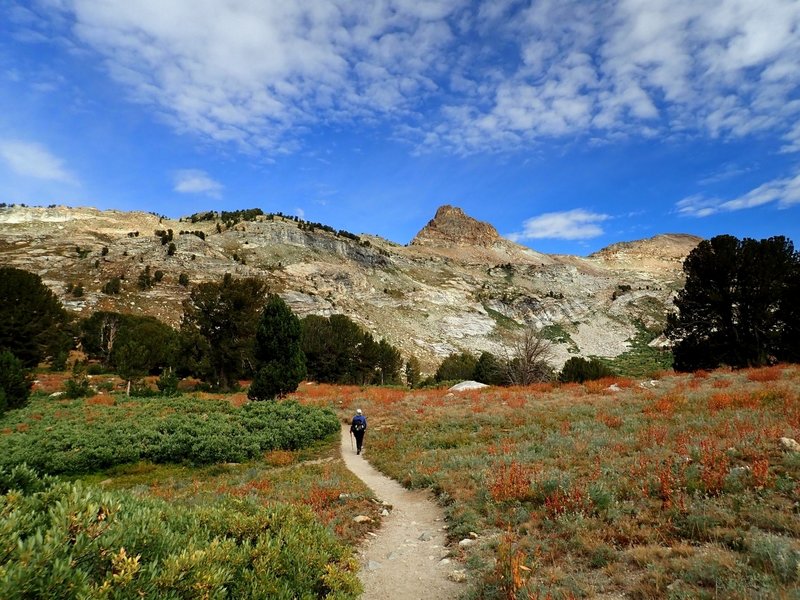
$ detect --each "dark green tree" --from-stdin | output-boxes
[404,356,421,388]
[374,339,402,385]
[0,267,72,367]
[559,357,613,383]
[180,274,267,390]
[474,351,505,385]
[301,314,363,383]
[248,294,306,400]
[667,235,799,371]
[435,352,477,382]
[0,350,32,413]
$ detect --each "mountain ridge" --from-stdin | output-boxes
[0,204,701,372]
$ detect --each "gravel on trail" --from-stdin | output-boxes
[339,424,463,600]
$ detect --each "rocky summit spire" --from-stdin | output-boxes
[410,205,501,247]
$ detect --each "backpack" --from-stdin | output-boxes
[353,416,366,432]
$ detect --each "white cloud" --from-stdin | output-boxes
[676,172,800,216]
[0,139,77,183]
[508,209,610,240]
[45,0,461,153]
[433,0,800,153]
[295,207,305,219]
[35,0,800,155]
[173,169,223,198]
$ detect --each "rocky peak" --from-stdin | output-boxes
[410,205,501,247]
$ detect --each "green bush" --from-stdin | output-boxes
[0,466,361,599]
[559,357,614,383]
[0,398,339,475]
[63,376,92,399]
[0,351,32,412]
[156,369,179,396]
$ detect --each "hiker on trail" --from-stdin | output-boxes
[350,409,367,455]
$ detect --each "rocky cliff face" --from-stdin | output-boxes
[411,205,500,247]
[0,205,701,373]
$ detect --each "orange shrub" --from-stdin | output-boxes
[746,366,783,382]
[584,380,608,395]
[751,457,771,488]
[264,449,295,467]
[597,412,623,429]
[86,395,115,406]
[707,392,734,411]
[699,440,729,495]
[489,460,533,502]
[712,378,731,388]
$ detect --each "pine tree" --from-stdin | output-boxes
[667,235,799,370]
[0,267,72,367]
[248,294,306,401]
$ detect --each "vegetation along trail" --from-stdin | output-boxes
[339,424,462,600]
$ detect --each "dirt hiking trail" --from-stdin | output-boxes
[340,424,463,600]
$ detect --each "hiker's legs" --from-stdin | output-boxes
[355,432,364,453]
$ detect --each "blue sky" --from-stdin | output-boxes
[1,0,799,255]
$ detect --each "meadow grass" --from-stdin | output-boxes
[292,367,800,599]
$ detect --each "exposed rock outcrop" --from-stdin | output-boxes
[411,205,500,247]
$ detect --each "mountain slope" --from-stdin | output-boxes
[0,205,700,372]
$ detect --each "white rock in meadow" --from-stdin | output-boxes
[448,380,489,392]
[779,437,800,452]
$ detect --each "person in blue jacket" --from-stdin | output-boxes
[350,408,367,455]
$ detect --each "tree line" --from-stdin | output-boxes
[0,267,407,413]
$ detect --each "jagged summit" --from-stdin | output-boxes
[410,205,501,247]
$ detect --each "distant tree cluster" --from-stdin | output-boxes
[300,314,402,385]
[155,229,173,245]
[425,328,556,387]
[220,208,264,227]
[179,230,206,240]
[666,234,800,371]
[80,312,177,391]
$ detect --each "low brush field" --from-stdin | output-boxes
[296,366,800,599]
[2,366,799,599]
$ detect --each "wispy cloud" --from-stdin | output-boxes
[173,169,223,198]
[34,1,800,156]
[508,209,610,241]
[44,0,460,153]
[0,139,77,183]
[677,172,800,217]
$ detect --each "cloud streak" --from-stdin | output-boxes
[0,139,77,183]
[508,209,610,241]
[173,169,223,198]
[676,172,800,217]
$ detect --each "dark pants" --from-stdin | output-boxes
[353,431,365,452]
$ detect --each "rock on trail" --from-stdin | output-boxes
[340,425,462,600]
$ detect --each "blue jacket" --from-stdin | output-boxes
[350,414,367,433]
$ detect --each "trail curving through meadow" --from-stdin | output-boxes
[339,424,462,600]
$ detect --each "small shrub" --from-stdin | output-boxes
[102,277,121,295]
[63,376,92,399]
[559,357,613,383]
[0,351,31,412]
[178,273,189,286]
[156,368,179,396]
